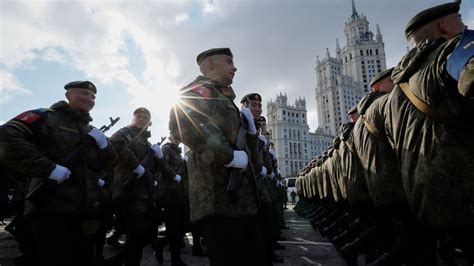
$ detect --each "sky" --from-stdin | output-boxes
[1,0,473,143]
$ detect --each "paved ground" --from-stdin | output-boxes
[0,204,346,265]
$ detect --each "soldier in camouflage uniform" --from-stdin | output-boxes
[385,1,474,262]
[107,107,177,266]
[0,81,116,266]
[152,132,188,266]
[169,48,263,265]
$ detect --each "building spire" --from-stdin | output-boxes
[351,0,359,20]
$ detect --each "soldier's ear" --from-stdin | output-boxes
[65,90,71,101]
[149,121,153,126]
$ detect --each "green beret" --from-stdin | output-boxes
[133,107,151,117]
[347,105,358,115]
[370,67,394,87]
[64,80,97,93]
[405,1,461,39]
[196,48,233,65]
[240,93,262,103]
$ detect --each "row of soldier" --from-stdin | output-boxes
[0,48,290,265]
[295,1,473,265]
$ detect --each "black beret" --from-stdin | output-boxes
[370,67,394,87]
[240,93,262,103]
[405,1,461,39]
[196,48,233,65]
[133,107,151,117]
[347,105,358,115]
[258,116,266,123]
[64,80,97,93]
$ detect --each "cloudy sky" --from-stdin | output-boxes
[1,0,472,142]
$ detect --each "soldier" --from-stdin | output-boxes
[152,132,188,266]
[0,81,116,266]
[169,48,263,265]
[386,0,473,262]
[107,107,177,266]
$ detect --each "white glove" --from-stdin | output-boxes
[88,127,108,149]
[133,164,145,178]
[153,180,159,187]
[224,150,249,169]
[268,148,276,159]
[48,164,71,184]
[240,107,257,134]
[269,172,275,179]
[174,174,182,183]
[258,134,267,146]
[183,155,188,162]
[259,166,267,176]
[151,144,163,159]
[98,178,105,188]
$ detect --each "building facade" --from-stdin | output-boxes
[267,93,333,177]
[315,0,387,136]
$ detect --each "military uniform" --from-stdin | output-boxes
[152,141,188,265]
[169,73,261,265]
[109,126,175,266]
[0,96,116,266]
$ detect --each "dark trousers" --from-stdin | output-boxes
[31,214,95,266]
[123,212,154,266]
[202,216,267,266]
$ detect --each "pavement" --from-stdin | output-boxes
[0,204,346,265]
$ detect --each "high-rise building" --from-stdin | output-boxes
[315,0,387,136]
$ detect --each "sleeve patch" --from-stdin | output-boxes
[14,111,42,124]
[191,86,212,98]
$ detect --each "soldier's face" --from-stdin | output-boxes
[66,88,96,113]
[249,100,262,120]
[132,113,151,129]
[372,77,394,93]
[211,55,237,86]
[441,13,465,39]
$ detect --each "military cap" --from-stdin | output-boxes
[64,80,97,93]
[133,107,151,117]
[196,48,233,65]
[240,93,262,103]
[347,105,358,115]
[405,1,461,39]
[258,116,267,123]
[370,67,394,87]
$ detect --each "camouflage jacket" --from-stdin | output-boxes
[0,101,116,217]
[169,76,258,222]
[109,126,175,215]
[385,35,474,228]
[158,142,188,204]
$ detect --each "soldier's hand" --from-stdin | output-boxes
[240,107,257,134]
[98,178,105,188]
[48,164,71,184]
[258,134,268,146]
[88,127,108,149]
[153,180,159,187]
[174,174,182,184]
[268,148,276,159]
[151,144,163,159]
[133,164,145,179]
[224,150,248,170]
[260,166,267,176]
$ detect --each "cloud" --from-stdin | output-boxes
[0,69,31,104]
[175,13,189,24]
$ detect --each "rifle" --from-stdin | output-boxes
[25,117,120,205]
[122,136,166,188]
